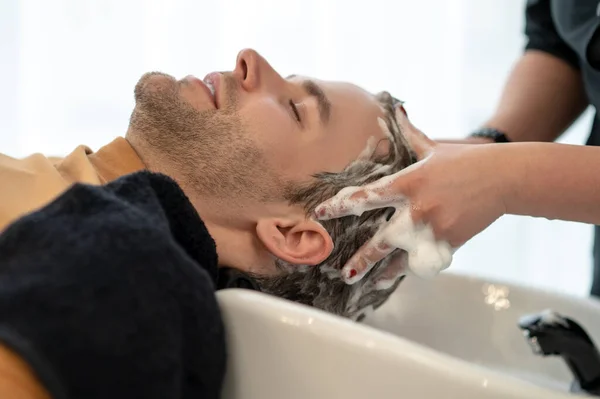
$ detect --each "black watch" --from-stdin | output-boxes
[469,127,511,143]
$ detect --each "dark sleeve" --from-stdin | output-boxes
[524,0,580,69]
[0,181,226,399]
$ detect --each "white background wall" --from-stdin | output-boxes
[0,0,594,296]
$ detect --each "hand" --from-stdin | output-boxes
[314,123,511,283]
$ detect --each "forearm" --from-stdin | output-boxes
[483,51,588,142]
[437,137,493,145]
[503,142,600,224]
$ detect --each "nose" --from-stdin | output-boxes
[234,48,284,92]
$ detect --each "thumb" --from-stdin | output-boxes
[396,108,435,160]
[404,127,435,160]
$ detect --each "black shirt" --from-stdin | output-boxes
[525,0,600,144]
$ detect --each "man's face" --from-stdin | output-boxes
[132,49,391,201]
[129,48,407,284]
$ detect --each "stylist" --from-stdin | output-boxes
[315,0,600,295]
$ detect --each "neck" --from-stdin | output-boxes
[187,194,274,273]
[126,134,290,273]
[202,222,269,272]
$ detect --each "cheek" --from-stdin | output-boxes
[238,99,302,170]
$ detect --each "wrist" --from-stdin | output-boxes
[490,143,527,216]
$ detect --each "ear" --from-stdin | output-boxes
[256,217,334,266]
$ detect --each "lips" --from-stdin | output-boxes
[204,80,216,96]
[203,72,221,109]
[183,75,217,108]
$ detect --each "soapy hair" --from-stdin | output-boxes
[253,92,417,321]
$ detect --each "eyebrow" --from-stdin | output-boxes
[287,75,332,125]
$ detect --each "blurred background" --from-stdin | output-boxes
[0,0,594,296]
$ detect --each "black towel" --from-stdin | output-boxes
[0,171,226,399]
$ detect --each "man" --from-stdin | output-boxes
[459,0,600,295]
[0,49,416,398]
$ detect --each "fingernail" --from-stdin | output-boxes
[399,105,408,117]
[314,206,328,219]
[342,265,361,284]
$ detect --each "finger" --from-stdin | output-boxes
[341,236,396,285]
[405,129,434,160]
[372,251,408,290]
[314,186,367,220]
[396,111,435,160]
[314,174,412,220]
[314,183,402,220]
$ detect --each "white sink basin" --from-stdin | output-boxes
[216,271,599,399]
[363,271,600,395]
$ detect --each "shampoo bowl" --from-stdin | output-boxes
[216,271,599,398]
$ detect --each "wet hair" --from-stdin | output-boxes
[253,92,417,320]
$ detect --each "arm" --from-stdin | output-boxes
[483,51,588,142]
[441,0,588,145]
[504,142,600,224]
[315,127,600,277]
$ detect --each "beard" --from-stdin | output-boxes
[128,72,283,203]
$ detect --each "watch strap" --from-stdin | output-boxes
[469,127,511,143]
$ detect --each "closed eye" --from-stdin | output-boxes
[289,100,301,123]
